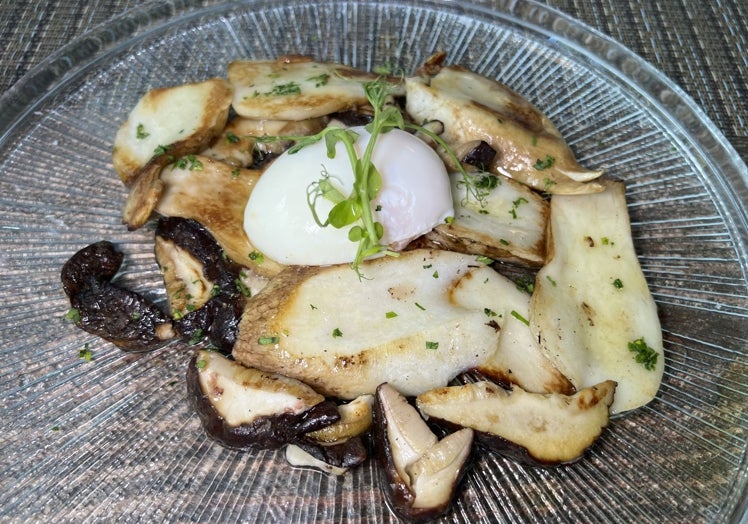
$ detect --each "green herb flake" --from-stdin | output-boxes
[196,359,207,369]
[51,426,60,432]
[499,238,510,246]
[510,310,530,326]
[188,329,204,345]
[534,155,556,170]
[332,328,343,338]
[266,82,302,96]
[484,308,498,317]
[546,275,557,286]
[310,304,318,310]
[258,336,280,345]
[64,308,81,323]
[415,302,426,311]
[613,278,624,289]
[515,276,535,294]
[476,255,494,265]
[136,123,149,139]
[78,345,94,362]
[307,73,330,87]
[509,197,529,219]
[628,337,658,370]
[432,270,439,278]
[248,251,264,264]
[225,131,240,144]
[175,154,204,171]
[425,341,439,350]
[235,278,252,298]
[153,144,173,156]
[385,311,398,319]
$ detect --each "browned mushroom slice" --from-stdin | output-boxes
[232,249,505,399]
[418,171,548,267]
[155,154,284,277]
[228,56,404,121]
[530,179,663,414]
[113,78,233,185]
[405,66,604,194]
[373,383,473,522]
[201,116,329,168]
[416,380,616,466]
[187,350,339,450]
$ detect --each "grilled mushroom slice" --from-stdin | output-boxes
[228,56,404,121]
[232,249,506,399]
[416,380,616,466]
[155,154,283,277]
[187,350,339,450]
[61,241,175,352]
[418,171,548,267]
[373,383,473,522]
[405,65,603,194]
[530,179,663,414]
[113,78,233,229]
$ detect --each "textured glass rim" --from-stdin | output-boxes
[0,0,746,521]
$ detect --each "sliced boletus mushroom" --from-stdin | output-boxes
[61,241,175,352]
[373,383,473,522]
[530,179,663,414]
[187,350,339,450]
[416,379,616,466]
[405,65,604,194]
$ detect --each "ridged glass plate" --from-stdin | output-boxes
[1,1,746,522]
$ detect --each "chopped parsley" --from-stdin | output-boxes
[265,82,302,96]
[385,311,398,319]
[628,337,658,370]
[174,154,204,171]
[484,308,498,317]
[196,358,207,369]
[78,345,94,362]
[509,197,529,219]
[332,328,343,338]
[546,275,557,287]
[534,155,556,170]
[425,341,439,350]
[225,131,240,143]
[258,336,279,345]
[188,329,204,345]
[415,302,426,311]
[64,308,80,323]
[235,278,252,298]
[613,278,624,289]
[136,123,150,139]
[515,275,534,294]
[248,251,264,264]
[476,255,494,265]
[307,73,330,87]
[153,144,172,156]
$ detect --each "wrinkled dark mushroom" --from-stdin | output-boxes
[373,383,473,522]
[61,241,175,352]
[155,217,248,353]
[187,350,340,450]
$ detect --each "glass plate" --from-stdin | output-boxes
[1,1,746,522]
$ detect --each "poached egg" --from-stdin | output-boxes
[244,126,453,265]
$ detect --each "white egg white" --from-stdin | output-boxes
[244,126,453,265]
